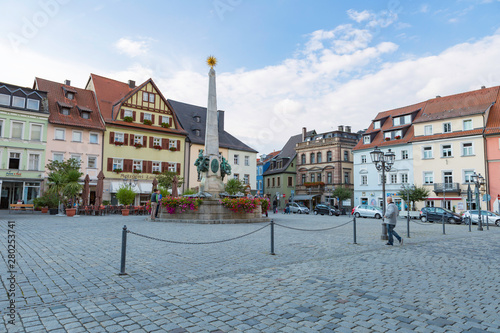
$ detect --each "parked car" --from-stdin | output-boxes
[289,202,310,214]
[419,207,462,224]
[461,210,500,226]
[313,204,340,216]
[353,205,383,219]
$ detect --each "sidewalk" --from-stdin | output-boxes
[1,212,499,332]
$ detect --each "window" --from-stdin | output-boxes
[61,107,70,115]
[463,119,472,131]
[310,153,315,164]
[317,152,322,163]
[327,172,332,184]
[12,96,25,108]
[401,150,408,159]
[9,152,20,169]
[443,171,453,186]
[244,174,249,184]
[152,162,161,173]
[234,155,239,165]
[443,122,451,133]
[288,176,292,186]
[344,151,349,161]
[0,94,10,105]
[11,122,23,139]
[344,172,350,184]
[425,200,435,208]
[363,135,370,144]
[90,133,98,144]
[30,124,42,141]
[311,174,315,182]
[55,128,65,140]
[53,153,64,163]
[153,137,161,146]
[123,109,133,118]
[404,114,411,124]
[143,92,154,103]
[423,146,433,159]
[462,142,473,156]
[401,174,408,183]
[114,132,124,143]
[301,154,306,164]
[149,93,155,103]
[390,174,397,184]
[380,174,386,184]
[113,159,123,171]
[70,155,81,164]
[81,111,91,119]
[317,173,322,182]
[0,120,3,137]
[27,99,39,110]
[134,135,143,145]
[393,117,400,126]
[72,131,82,142]
[464,170,474,183]
[143,113,152,121]
[87,156,97,169]
[361,175,367,185]
[384,132,391,140]
[361,155,367,163]
[245,156,249,166]
[442,144,452,157]
[424,125,433,136]
[133,160,142,172]
[66,92,74,100]
[327,151,332,162]
[195,129,200,136]
[194,116,201,123]
[373,121,380,129]
[424,172,433,184]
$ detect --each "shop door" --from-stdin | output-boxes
[0,182,23,209]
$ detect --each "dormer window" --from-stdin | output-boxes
[81,111,91,119]
[0,94,11,106]
[393,114,412,126]
[66,92,74,100]
[61,107,70,115]
[363,135,370,144]
[195,129,200,136]
[12,96,26,108]
[27,99,40,110]
[373,121,380,129]
[194,116,201,123]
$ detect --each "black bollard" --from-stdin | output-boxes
[353,216,357,244]
[468,216,471,232]
[270,220,275,255]
[119,225,128,275]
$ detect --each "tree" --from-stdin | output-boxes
[46,158,83,208]
[332,186,353,210]
[225,178,245,195]
[397,186,430,211]
[158,171,184,193]
[115,185,136,205]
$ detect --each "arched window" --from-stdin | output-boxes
[310,153,315,164]
[301,154,306,164]
[317,152,322,163]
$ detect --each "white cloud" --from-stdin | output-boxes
[113,37,151,58]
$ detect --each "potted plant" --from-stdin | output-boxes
[134,143,143,148]
[46,158,83,216]
[161,122,170,128]
[123,116,133,122]
[133,169,142,174]
[113,168,122,174]
[385,137,390,141]
[169,146,176,152]
[116,185,136,216]
[153,145,162,150]
[114,141,124,146]
[395,135,401,139]
[143,119,152,125]
[33,193,58,213]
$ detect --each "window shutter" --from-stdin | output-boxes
[140,112,144,122]
[169,117,172,126]
[124,159,132,172]
[143,135,147,147]
[120,109,124,119]
[149,136,154,148]
[109,131,115,144]
[129,134,134,145]
[107,158,113,171]
[124,133,129,146]
[132,111,136,121]
[162,138,168,149]
[176,140,181,151]
[176,163,180,175]
[147,161,153,173]
[162,162,168,173]
[151,114,155,124]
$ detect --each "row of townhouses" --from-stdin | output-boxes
[0,75,257,207]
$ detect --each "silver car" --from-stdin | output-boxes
[461,210,500,226]
[289,202,310,214]
[353,205,383,219]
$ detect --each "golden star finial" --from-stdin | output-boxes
[207,56,217,68]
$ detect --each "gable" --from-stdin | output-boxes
[122,82,172,115]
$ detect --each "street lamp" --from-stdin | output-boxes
[471,172,485,231]
[370,146,395,240]
[402,183,415,238]
[123,177,138,188]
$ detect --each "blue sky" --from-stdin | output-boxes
[1,0,500,154]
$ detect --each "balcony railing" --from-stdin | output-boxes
[433,183,461,194]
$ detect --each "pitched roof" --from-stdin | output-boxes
[410,129,483,143]
[168,99,257,153]
[353,101,427,151]
[35,77,104,130]
[263,133,303,175]
[484,89,500,135]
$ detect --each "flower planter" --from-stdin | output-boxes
[143,120,152,125]
[134,144,143,148]
[41,207,49,214]
[161,123,170,128]
[49,208,58,215]
[66,208,76,217]
[122,209,130,216]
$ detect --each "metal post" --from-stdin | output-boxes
[353,216,357,244]
[477,185,483,231]
[468,216,471,232]
[270,220,275,255]
[406,187,410,238]
[381,168,388,240]
[442,188,446,235]
[119,225,128,275]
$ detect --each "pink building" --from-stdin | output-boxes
[485,96,500,212]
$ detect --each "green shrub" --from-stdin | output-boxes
[116,185,136,205]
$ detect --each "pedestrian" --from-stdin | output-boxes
[155,190,162,218]
[273,199,277,214]
[384,196,403,246]
[285,202,290,214]
[150,189,159,220]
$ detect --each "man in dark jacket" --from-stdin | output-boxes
[384,196,403,246]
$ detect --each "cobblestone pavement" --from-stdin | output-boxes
[1,211,499,332]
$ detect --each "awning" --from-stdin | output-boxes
[292,194,320,201]
[139,182,153,194]
[110,181,140,193]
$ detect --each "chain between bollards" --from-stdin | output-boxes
[270,219,275,255]
[119,225,128,275]
[353,216,357,244]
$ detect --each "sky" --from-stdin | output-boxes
[1,0,500,155]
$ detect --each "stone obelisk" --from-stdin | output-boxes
[200,56,224,196]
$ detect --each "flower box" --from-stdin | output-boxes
[143,119,152,125]
[153,145,162,150]
[123,116,133,122]
[113,168,122,174]
[152,171,160,175]
[133,169,142,174]
[161,122,170,128]
[385,137,391,141]
[114,141,124,146]
[134,143,143,148]
[303,181,325,187]
[169,147,177,151]
[395,135,401,139]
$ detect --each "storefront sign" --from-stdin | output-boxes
[5,171,22,177]
[118,173,157,180]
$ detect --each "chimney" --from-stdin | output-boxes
[128,80,136,88]
[338,125,344,132]
[302,127,306,141]
[436,95,441,98]
[218,110,224,132]
[345,126,351,133]
[481,86,486,89]
[64,80,71,86]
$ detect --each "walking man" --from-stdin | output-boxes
[384,196,403,246]
[150,189,159,220]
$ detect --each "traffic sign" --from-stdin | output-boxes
[282,193,286,198]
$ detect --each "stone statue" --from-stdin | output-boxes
[171,176,179,197]
[220,156,232,180]
[194,149,209,178]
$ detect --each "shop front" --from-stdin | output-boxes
[0,175,43,209]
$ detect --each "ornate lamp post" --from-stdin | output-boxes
[123,177,138,188]
[471,172,485,231]
[370,146,395,240]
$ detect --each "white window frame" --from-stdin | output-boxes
[143,113,152,121]
[424,125,433,136]
[361,155,367,163]
[124,109,133,118]
[52,153,64,163]
[462,142,473,156]
[142,92,149,102]
[244,156,249,166]
[404,114,411,124]
[0,94,10,106]
[361,175,367,185]
[27,99,40,110]
[423,171,434,184]
[363,135,370,144]
[8,151,22,169]
[0,119,4,138]
[70,154,81,165]
[168,163,176,172]
[149,94,155,103]
[384,132,391,140]
[390,174,398,184]
[29,123,43,141]
[243,174,249,184]
[373,121,380,129]
[87,156,97,169]
[234,154,239,165]
[441,144,452,158]
[443,122,452,133]
[393,117,400,126]
[401,173,408,184]
[153,137,161,146]
[169,140,177,149]
[113,158,123,171]
[28,153,40,171]
[463,119,472,131]
[134,135,143,145]
[89,132,99,144]
[12,96,26,108]
[463,170,474,183]
[10,121,24,139]
[81,111,91,119]
[72,130,83,142]
[401,150,408,159]
[423,146,433,159]
[114,132,124,143]
[133,160,142,172]
[152,161,161,173]
[54,128,65,140]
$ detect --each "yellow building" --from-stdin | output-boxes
[86,74,188,204]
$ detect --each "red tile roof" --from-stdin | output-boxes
[35,77,105,131]
[410,129,483,143]
[485,88,500,135]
